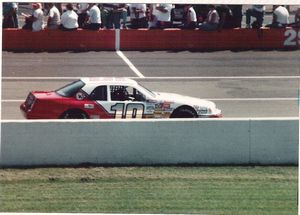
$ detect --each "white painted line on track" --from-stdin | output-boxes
[140,76,300,80]
[116,51,145,78]
[2,117,299,123]
[2,98,298,103]
[2,100,23,102]
[2,76,300,80]
[207,98,298,101]
[115,29,120,51]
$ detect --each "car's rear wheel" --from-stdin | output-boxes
[170,106,197,118]
[61,109,88,119]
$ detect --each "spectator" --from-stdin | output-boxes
[129,3,148,29]
[148,4,158,29]
[77,3,89,28]
[217,5,234,30]
[46,3,60,29]
[179,4,197,29]
[295,8,300,27]
[228,5,243,28]
[154,4,173,29]
[60,3,78,31]
[266,5,289,28]
[101,4,114,29]
[120,4,129,29]
[198,5,220,31]
[246,5,265,28]
[3,2,18,28]
[194,5,209,23]
[22,3,44,32]
[112,4,128,29]
[83,3,101,30]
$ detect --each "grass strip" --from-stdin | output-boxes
[0,166,297,215]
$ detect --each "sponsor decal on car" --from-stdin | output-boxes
[76,92,86,100]
[84,104,95,109]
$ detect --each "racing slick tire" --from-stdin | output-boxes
[60,109,89,119]
[170,106,197,118]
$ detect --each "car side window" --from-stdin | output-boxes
[132,88,146,101]
[90,86,107,101]
[110,85,147,101]
[110,85,128,101]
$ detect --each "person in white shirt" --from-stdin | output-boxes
[60,3,78,31]
[180,4,197,29]
[31,3,44,32]
[246,5,265,28]
[129,4,147,28]
[22,3,43,31]
[267,5,289,28]
[153,4,172,28]
[198,5,220,31]
[46,3,60,29]
[84,3,101,30]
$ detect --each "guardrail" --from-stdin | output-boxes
[3,28,300,51]
[0,118,298,167]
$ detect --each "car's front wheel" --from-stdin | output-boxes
[170,106,197,118]
[60,109,88,119]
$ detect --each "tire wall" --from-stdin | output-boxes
[0,118,298,167]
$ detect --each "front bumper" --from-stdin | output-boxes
[198,108,222,118]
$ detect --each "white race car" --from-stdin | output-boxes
[21,77,222,119]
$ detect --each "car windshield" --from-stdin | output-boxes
[137,83,156,98]
[56,80,85,97]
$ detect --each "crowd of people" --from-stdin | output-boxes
[3,3,300,32]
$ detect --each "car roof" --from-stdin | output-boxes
[80,77,138,86]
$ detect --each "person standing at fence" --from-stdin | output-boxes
[295,8,300,27]
[228,5,243,28]
[198,5,220,31]
[217,5,234,30]
[266,5,289,28]
[60,3,78,31]
[33,3,44,32]
[154,4,172,29]
[46,3,60,29]
[129,3,148,29]
[83,3,101,30]
[22,3,44,31]
[179,4,197,29]
[245,5,265,28]
[77,3,89,28]
[3,2,18,28]
[111,4,128,29]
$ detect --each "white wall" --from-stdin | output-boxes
[0,118,298,167]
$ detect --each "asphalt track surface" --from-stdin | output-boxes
[2,50,300,119]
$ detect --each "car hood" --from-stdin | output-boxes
[153,92,216,108]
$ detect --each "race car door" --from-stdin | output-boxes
[106,85,147,119]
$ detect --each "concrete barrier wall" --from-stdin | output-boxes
[3,28,116,51]
[0,118,298,167]
[3,28,300,51]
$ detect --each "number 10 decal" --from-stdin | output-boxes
[111,103,145,119]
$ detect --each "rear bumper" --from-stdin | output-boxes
[20,103,42,119]
[20,103,31,119]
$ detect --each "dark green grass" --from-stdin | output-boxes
[0,166,297,214]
